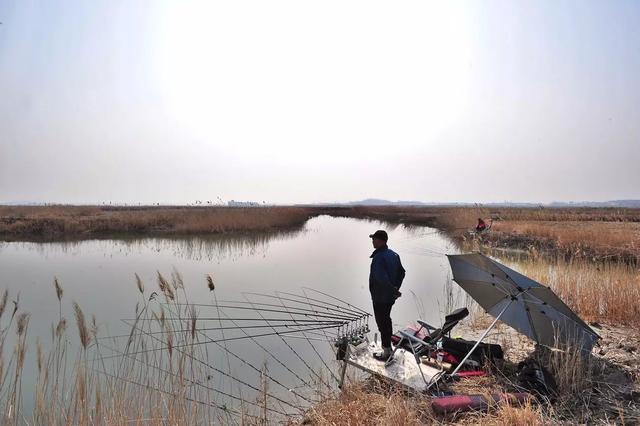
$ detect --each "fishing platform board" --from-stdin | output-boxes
[340,340,443,392]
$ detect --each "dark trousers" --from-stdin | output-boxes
[373,302,394,348]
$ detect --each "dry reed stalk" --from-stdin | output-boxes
[135,273,144,295]
[54,277,63,302]
[171,269,184,290]
[55,318,67,338]
[0,290,8,320]
[73,302,91,350]
[157,272,175,301]
[517,258,640,325]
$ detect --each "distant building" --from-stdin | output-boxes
[227,200,261,207]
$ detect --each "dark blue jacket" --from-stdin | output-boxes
[369,246,406,304]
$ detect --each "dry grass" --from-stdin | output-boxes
[321,205,640,263]
[0,276,285,425]
[463,254,640,326]
[515,257,640,325]
[302,381,432,425]
[304,329,636,425]
[304,380,548,425]
[486,220,640,263]
[488,402,543,426]
[318,205,475,234]
[0,205,313,240]
[4,205,639,263]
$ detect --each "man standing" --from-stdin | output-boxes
[368,230,405,361]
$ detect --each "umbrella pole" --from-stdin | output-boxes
[449,299,514,377]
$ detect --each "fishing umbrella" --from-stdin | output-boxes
[446,253,599,374]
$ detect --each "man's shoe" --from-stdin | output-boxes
[373,347,393,362]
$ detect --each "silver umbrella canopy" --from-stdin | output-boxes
[447,253,599,353]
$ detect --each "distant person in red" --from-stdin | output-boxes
[476,218,487,232]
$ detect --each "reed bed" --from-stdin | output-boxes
[516,257,640,326]
[487,220,640,263]
[0,206,313,240]
[4,204,639,262]
[0,275,298,425]
[320,205,640,263]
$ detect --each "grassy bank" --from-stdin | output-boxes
[5,205,639,265]
[306,253,640,424]
[322,205,640,263]
[325,205,640,324]
[306,207,640,424]
[307,321,640,425]
[0,205,313,240]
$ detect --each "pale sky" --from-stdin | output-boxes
[1,1,639,205]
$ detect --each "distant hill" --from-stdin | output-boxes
[344,198,428,206]
[3,199,640,208]
[310,199,640,208]
[549,200,640,208]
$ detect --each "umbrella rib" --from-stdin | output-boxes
[523,298,540,343]
[449,254,599,351]
[524,291,597,331]
[454,278,514,315]
[494,281,515,296]
[454,278,512,298]
[520,294,599,339]
[491,261,533,290]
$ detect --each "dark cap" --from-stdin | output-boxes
[369,230,388,242]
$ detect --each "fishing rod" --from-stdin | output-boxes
[256,290,367,316]
[158,302,309,415]
[209,284,233,401]
[116,316,309,413]
[94,338,293,417]
[166,321,319,407]
[275,290,369,318]
[301,287,371,316]
[278,290,370,318]
[294,287,371,344]
[299,288,347,363]
[217,309,321,402]
[243,292,368,317]
[90,366,254,422]
[232,294,364,321]
[102,323,345,359]
[243,294,335,392]
[122,317,347,324]
[274,292,340,384]
[105,287,365,414]
[100,321,346,340]
[156,301,360,322]
[172,296,366,318]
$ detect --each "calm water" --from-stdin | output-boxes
[0,215,461,418]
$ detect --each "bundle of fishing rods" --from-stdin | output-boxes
[98,286,370,423]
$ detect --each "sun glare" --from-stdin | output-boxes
[154,1,470,162]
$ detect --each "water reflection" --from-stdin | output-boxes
[0,227,306,262]
[0,216,464,418]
